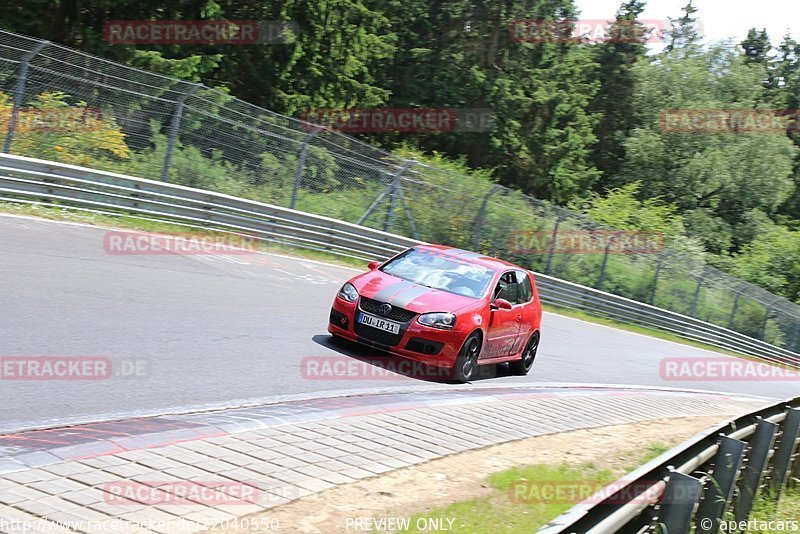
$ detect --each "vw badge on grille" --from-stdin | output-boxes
[379,303,393,316]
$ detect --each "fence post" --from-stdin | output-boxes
[161,83,202,182]
[384,161,414,234]
[695,436,746,534]
[596,231,622,290]
[759,302,776,340]
[473,185,503,250]
[689,267,707,318]
[733,419,778,523]
[544,215,565,275]
[649,252,670,305]
[3,40,49,154]
[290,126,323,209]
[727,290,744,330]
[394,165,420,240]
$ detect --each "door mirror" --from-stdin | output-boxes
[367,260,382,270]
[492,298,513,311]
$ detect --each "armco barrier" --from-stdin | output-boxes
[0,152,798,367]
[540,395,800,533]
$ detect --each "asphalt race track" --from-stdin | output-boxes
[0,214,795,432]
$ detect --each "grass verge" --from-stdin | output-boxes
[393,443,669,533]
[743,489,800,532]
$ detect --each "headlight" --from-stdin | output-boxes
[418,312,456,330]
[337,282,359,303]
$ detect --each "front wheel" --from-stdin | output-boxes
[509,331,539,376]
[453,333,481,383]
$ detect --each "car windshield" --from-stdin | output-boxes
[380,249,495,298]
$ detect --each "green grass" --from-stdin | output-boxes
[389,445,671,533]
[734,487,800,533]
[401,463,614,533]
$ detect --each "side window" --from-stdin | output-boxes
[493,271,519,304]
[515,270,533,304]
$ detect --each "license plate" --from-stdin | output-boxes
[359,313,401,335]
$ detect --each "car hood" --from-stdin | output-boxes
[351,271,480,313]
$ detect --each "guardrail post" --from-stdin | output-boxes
[656,470,703,534]
[472,185,503,250]
[161,83,202,182]
[769,408,800,499]
[290,126,323,209]
[544,215,565,275]
[733,419,778,523]
[596,231,623,290]
[694,436,746,534]
[3,40,49,154]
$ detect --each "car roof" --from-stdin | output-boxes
[412,244,526,273]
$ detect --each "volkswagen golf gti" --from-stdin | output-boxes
[327,245,542,382]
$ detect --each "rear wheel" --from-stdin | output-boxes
[453,333,481,383]
[509,331,539,376]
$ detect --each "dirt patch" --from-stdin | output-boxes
[207,416,724,533]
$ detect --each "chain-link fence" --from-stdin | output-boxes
[1,28,798,353]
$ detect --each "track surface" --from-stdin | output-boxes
[0,214,795,432]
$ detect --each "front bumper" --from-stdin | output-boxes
[327,297,465,368]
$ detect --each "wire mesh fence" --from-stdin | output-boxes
[0,28,798,353]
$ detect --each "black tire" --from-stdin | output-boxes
[453,332,481,383]
[509,331,539,376]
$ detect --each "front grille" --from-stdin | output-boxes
[359,297,417,323]
[353,321,404,347]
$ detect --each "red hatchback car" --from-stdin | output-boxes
[328,245,543,382]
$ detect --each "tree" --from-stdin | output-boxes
[379,0,601,203]
[665,1,701,51]
[588,0,649,188]
[740,28,771,67]
[618,44,797,254]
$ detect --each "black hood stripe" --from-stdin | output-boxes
[372,281,415,302]
[389,285,434,308]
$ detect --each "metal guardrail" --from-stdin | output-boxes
[541,396,800,533]
[0,152,798,368]
[533,275,800,368]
